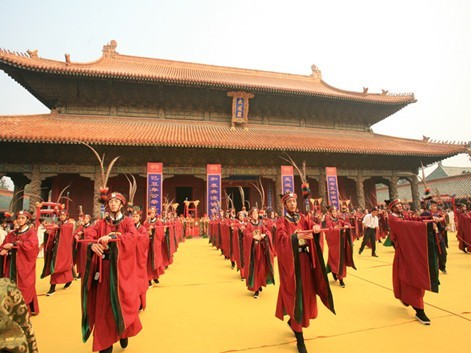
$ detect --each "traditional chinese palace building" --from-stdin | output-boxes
[0,41,468,218]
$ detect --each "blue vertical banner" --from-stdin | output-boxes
[326,167,340,209]
[147,162,163,215]
[281,166,294,215]
[207,164,221,218]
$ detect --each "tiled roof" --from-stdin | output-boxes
[427,164,471,181]
[0,42,415,104]
[0,113,467,158]
[377,173,471,200]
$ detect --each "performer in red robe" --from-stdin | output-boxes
[0,210,39,315]
[144,208,164,286]
[82,192,142,353]
[232,212,246,279]
[324,207,356,288]
[275,193,335,353]
[74,214,92,278]
[131,209,150,310]
[42,210,74,295]
[387,199,439,325]
[455,204,471,253]
[264,208,278,256]
[421,201,448,274]
[243,207,274,298]
[220,212,232,260]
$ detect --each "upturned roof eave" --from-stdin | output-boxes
[0,135,465,159]
[0,52,416,106]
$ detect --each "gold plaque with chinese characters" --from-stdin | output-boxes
[227,91,255,129]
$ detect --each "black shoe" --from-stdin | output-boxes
[358,249,362,255]
[120,338,128,348]
[339,279,345,288]
[372,254,378,257]
[415,311,431,325]
[148,281,152,288]
[378,239,382,243]
[259,287,263,292]
[64,281,72,289]
[332,273,337,281]
[46,284,56,296]
[441,269,447,275]
[297,342,308,353]
[294,331,308,353]
[253,290,259,299]
[153,279,160,284]
[99,346,113,353]
[400,300,410,307]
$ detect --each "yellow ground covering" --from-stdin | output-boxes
[30,234,470,353]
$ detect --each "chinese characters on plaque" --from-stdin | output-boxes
[326,167,340,210]
[207,164,222,218]
[227,91,255,129]
[147,162,163,215]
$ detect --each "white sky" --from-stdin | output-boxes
[1,0,470,170]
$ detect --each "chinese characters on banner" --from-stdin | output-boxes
[281,166,294,215]
[147,162,163,215]
[267,183,273,208]
[235,97,245,118]
[326,167,340,210]
[207,164,221,218]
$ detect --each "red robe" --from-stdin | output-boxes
[389,213,439,309]
[275,213,335,329]
[209,220,218,247]
[324,216,356,280]
[456,211,471,252]
[144,219,165,280]
[135,222,149,309]
[220,220,231,259]
[162,223,173,267]
[168,221,177,258]
[231,221,246,277]
[1,225,39,314]
[41,221,74,284]
[243,221,274,292]
[264,218,278,256]
[81,215,142,352]
[74,222,92,276]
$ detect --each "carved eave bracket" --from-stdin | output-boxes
[227,91,255,130]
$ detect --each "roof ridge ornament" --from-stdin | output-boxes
[102,40,118,57]
[310,64,322,81]
[26,49,38,59]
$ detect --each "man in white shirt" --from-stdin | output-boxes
[359,207,379,257]
[0,218,8,244]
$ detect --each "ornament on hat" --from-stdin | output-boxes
[81,142,120,204]
[249,176,266,211]
[280,153,310,199]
